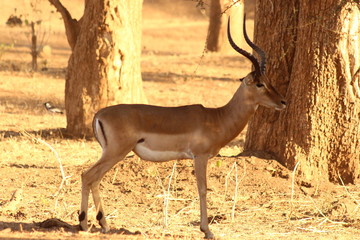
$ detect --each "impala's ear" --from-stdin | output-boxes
[239,77,244,82]
[242,72,258,85]
[244,77,254,85]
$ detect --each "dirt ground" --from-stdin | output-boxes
[0,1,360,239]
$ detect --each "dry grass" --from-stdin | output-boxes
[1,128,360,239]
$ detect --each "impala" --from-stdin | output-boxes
[79,16,286,239]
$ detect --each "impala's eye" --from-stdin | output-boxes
[256,83,264,88]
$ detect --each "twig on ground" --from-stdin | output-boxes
[223,160,245,222]
[155,163,179,227]
[338,172,360,205]
[337,172,360,219]
[112,167,119,185]
[289,160,301,219]
[163,162,177,227]
[224,162,236,198]
[21,131,71,212]
[307,196,347,225]
[231,162,238,222]
[291,161,301,202]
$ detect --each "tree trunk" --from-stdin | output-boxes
[30,22,38,71]
[207,0,244,53]
[49,0,146,137]
[245,1,360,184]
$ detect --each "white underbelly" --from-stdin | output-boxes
[133,143,194,162]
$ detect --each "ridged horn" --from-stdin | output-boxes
[242,14,266,74]
[227,16,261,75]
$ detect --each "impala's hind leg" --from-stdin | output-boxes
[79,147,132,232]
[79,178,90,231]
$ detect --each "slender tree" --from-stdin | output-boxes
[49,0,146,137]
[206,0,244,53]
[245,0,360,184]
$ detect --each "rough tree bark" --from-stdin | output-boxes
[245,1,360,184]
[49,0,146,137]
[207,0,244,53]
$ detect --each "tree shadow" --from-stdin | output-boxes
[0,219,141,235]
[0,59,67,77]
[0,128,92,140]
[142,71,235,83]
[239,149,280,160]
[0,219,76,233]
[189,214,228,226]
[0,96,57,115]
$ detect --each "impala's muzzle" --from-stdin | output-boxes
[275,100,287,111]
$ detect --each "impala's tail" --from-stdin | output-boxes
[93,117,107,148]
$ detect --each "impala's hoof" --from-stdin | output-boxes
[78,224,88,232]
[201,226,214,239]
[204,232,214,239]
[101,225,110,233]
[78,211,88,231]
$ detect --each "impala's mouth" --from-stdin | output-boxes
[275,104,286,111]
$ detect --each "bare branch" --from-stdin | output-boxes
[48,0,80,50]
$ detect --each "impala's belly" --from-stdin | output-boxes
[132,133,195,162]
[133,144,194,162]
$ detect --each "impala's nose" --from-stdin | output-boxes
[275,100,287,111]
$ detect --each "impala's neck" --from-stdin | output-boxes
[217,83,258,145]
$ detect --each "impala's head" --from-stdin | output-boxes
[228,15,287,111]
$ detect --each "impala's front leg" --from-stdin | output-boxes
[194,156,214,239]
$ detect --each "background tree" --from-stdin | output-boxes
[6,1,52,71]
[245,1,360,184]
[206,0,244,53]
[49,0,146,137]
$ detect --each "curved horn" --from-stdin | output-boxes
[227,17,261,75]
[242,14,266,74]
